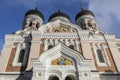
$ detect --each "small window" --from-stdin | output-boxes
[29,22,32,26]
[69,45,74,50]
[48,45,53,49]
[88,22,92,27]
[97,49,105,63]
[18,49,25,62]
[36,23,39,28]
[65,76,72,80]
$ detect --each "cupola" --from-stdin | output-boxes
[75,8,97,30]
[75,8,95,21]
[48,10,71,22]
[23,7,44,29]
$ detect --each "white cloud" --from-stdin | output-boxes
[1,0,120,38]
[88,0,120,38]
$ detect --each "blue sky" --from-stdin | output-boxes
[0,0,120,51]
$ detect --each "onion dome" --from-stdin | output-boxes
[75,8,95,21]
[48,10,71,22]
[25,8,44,20]
[23,7,44,29]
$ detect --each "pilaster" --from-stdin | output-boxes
[26,35,41,70]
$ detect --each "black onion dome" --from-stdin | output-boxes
[25,8,44,20]
[48,10,71,21]
[75,9,95,21]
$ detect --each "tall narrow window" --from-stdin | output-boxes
[29,22,32,26]
[36,23,39,28]
[97,49,105,63]
[88,22,92,27]
[18,49,25,62]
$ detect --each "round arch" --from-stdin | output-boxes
[65,75,76,80]
[49,76,59,80]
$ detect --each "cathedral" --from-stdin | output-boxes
[0,5,120,80]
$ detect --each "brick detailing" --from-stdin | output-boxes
[5,43,26,72]
[92,47,117,72]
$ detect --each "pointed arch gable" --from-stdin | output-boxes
[38,43,91,67]
[31,43,92,80]
[38,20,82,34]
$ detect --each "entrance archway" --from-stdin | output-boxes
[49,76,59,80]
[65,76,76,80]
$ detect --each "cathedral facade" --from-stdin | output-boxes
[0,7,120,80]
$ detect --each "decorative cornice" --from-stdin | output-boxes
[0,72,24,75]
[32,32,78,39]
[5,34,32,43]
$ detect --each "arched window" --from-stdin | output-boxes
[65,76,72,80]
[69,45,74,50]
[29,22,32,26]
[36,23,39,28]
[48,45,53,49]
[50,76,59,80]
[97,49,105,63]
[18,49,25,62]
[88,22,92,27]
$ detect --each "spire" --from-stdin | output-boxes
[58,3,61,13]
[80,2,84,11]
[58,9,61,13]
[35,1,38,11]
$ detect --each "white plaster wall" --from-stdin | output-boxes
[0,75,22,80]
[0,35,14,72]
[92,77,100,80]
[81,41,96,70]
[26,42,40,70]
[107,42,120,71]
[0,48,12,72]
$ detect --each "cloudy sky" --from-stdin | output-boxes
[0,0,120,51]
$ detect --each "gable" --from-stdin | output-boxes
[38,20,82,34]
[32,43,91,67]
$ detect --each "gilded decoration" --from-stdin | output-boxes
[52,26,69,32]
[51,56,72,65]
